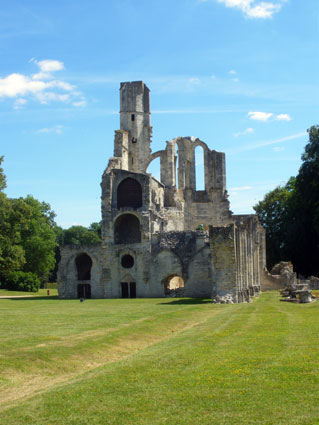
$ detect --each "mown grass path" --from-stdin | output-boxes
[0,293,319,424]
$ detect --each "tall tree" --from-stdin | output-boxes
[254,178,295,270]
[254,126,319,276]
[0,156,6,192]
[20,196,57,283]
[290,126,319,275]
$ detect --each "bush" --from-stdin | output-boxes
[5,271,40,292]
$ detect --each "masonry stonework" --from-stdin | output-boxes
[58,81,266,302]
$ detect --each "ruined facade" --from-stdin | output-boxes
[58,81,266,302]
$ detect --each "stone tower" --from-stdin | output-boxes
[119,81,152,173]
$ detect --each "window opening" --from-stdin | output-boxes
[132,137,137,143]
[114,214,141,244]
[121,254,134,268]
[117,178,142,209]
[75,253,92,280]
[131,114,135,121]
[195,146,205,191]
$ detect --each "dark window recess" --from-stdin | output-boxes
[121,254,134,268]
[117,178,142,209]
[132,137,137,143]
[77,283,91,299]
[131,114,135,121]
[76,254,92,280]
[121,282,136,298]
[114,214,141,244]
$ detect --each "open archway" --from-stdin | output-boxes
[75,253,92,280]
[117,178,142,209]
[114,214,141,244]
[163,275,185,297]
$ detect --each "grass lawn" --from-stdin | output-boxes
[0,288,58,297]
[0,292,319,424]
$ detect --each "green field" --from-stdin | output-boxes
[0,292,319,425]
[0,288,58,297]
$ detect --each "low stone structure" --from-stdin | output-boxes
[58,81,266,301]
[261,261,297,291]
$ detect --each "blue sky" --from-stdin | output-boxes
[1,0,318,227]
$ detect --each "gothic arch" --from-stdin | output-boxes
[114,213,141,244]
[75,253,93,280]
[117,177,142,209]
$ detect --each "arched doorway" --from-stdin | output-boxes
[75,253,92,299]
[117,178,142,209]
[114,214,141,244]
[75,253,92,280]
[163,275,185,297]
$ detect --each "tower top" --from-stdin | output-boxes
[120,81,150,114]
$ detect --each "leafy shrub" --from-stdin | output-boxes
[5,271,40,292]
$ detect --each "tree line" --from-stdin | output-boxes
[0,156,101,291]
[254,125,319,277]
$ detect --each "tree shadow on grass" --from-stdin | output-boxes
[158,298,212,305]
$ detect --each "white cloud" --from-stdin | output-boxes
[233,127,254,137]
[37,125,63,135]
[229,69,237,75]
[0,60,85,108]
[248,111,273,121]
[216,0,283,19]
[276,113,291,121]
[36,59,64,72]
[248,111,292,122]
[13,98,27,110]
[72,100,87,107]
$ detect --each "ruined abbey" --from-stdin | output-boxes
[58,81,266,302]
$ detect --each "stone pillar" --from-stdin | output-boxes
[209,225,238,300]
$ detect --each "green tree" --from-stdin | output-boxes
[254,177,295,270]
[254,126,319,276]
[20,195,57,283]
[0,156,6,192]
[88,221,102,238]
[0,195,27,278]
[62,225,101,245]
[290,126,319,276]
